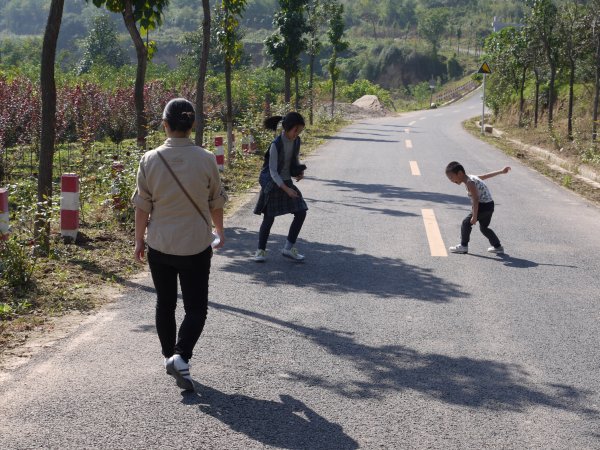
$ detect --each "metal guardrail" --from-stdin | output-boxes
[432,80,480,105]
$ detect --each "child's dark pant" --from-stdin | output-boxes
[461,201,501,248]
[258,211,306,250]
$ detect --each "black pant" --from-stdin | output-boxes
[461,201,501,248]
[258,211,306,250]
[148,246,212,363]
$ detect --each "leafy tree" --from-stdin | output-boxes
[37,0,65,252]
[355,0,379,38]
[217,0,247,160]
[77,14,128,74]
[91,0,168,146]
[526,0,560,128]
[195,0,211,146]
[326,2,348,117]
[587,0,600,141]
[557,2,587,140]
[416,8,448,58]
[306,0,335,124]
[265,0,309,104]
[0,0,50,35]
[484,27,531,124]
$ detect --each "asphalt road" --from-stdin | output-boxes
[1,93,599,449]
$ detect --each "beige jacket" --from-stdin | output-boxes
[132,138,227,256]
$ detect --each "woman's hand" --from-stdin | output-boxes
[470,216,478,225]
[295,172,304,182]
[283,185,299,198]
[134,238,146,263]
[502,166,511,174]
[213,229,225,249]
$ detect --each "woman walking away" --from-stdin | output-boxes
[253,112,308,262]
[133,98,228,391]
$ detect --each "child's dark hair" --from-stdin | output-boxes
[162,98,195,132]
[263,112,305,132]
[445,161,465,174]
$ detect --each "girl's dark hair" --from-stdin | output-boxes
[162,98,195,132]
[445,161,465,174]
[263,112,305,132]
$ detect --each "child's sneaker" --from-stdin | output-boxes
[449,244,468,254]
[165,354,194,391]
[281,247,305,261]
[253,249,266,262]
[487,245,504,254]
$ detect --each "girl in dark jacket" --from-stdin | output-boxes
[253,112,308,262]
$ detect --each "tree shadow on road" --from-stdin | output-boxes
[216,227,467,302]
[309,177,471,205]
[209,302,598,417]
[181,387,358,449]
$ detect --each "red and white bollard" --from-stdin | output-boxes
[214,137,225,171]
[60,174,79,241]
[242,132,257,154]
[0,188,8,241]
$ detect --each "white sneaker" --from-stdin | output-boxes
[165,354,194,391]
[254,249,266,262]
[282,247,305,261]
[449,244,468,254]
[487,245,504,254]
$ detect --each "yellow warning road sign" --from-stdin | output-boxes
[478,62,492,74]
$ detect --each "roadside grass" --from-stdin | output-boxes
[0,113,350,355]
[463,120,600,206]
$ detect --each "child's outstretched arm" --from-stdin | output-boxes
[478,166,511,180]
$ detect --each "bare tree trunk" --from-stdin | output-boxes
[547,64,556,128]
[568,58,575,140]
[518,66,527,127]
[123,0,148,148]
[593,32,600,142]
[284,68,291,104]
[331,79,336,118]
[294,74,300,110]
[309,54,315,125]
[534,69,540,128]
[225,57,234,162]
[36,0,64,252]
[195,0,211,146]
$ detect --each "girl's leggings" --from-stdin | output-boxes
[258,211,306,250]
[461,201,501,248]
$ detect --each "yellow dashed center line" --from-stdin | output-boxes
[409,161,421,176]
[409,120,416,126]
[405,139,413,149]
[421,209,448,257]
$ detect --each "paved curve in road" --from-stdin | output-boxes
[1,93,599,449]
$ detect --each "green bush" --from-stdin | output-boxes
[0,236,37,291]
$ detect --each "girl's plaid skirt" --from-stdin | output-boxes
[253,179,308,217]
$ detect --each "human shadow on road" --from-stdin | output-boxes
[181,387,358,449]
[209,302,598,417]
[304,197,419,218]
[310,177,471,205]
[468,253,578,269]
[216,227,467,302]
[315,134,398,143]
[342,129,395,137]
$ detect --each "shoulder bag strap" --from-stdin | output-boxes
[156,151,210,227]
